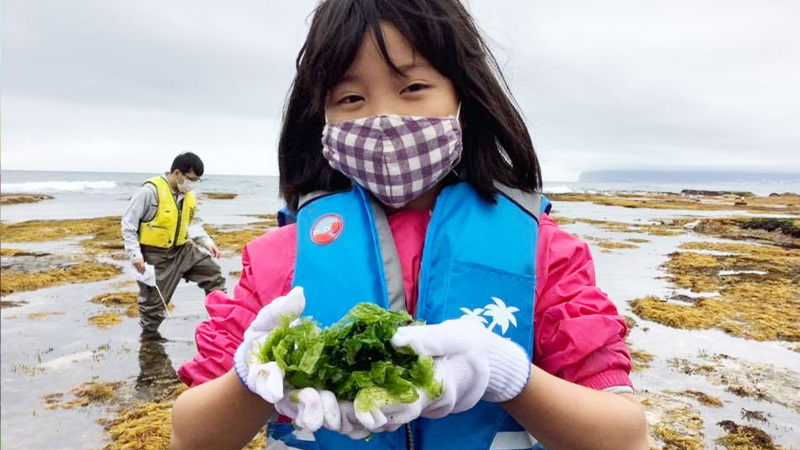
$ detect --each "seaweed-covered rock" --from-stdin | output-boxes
[681,190,754,197]
[737,218,800,239]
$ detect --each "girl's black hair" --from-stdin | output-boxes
[279,0,542,211]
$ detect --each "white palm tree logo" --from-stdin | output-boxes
[459,297,519,335]
[459,307,488,324]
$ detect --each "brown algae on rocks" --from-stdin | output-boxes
[640,391,705,450]
[201,192,238,200]
[715,420,785,450]
[100,383,267,450]
[667,353,800,414]
[690,218,800,249]
[43,381,124,410]
[205,221,278,254]
[630,348,655,371]
[630,237,800,341]
[1,248,50,257]
[675,390,723,407]
[633,296,729,331]
[740,409,769,423]
[667,357,717,376]
[1,261,123,294]
[89,313,125,329]
[26,312,67,320]
[571,218,685,236]
[241,213,279,223]
[582,235,640,250]
[0,216,125,256]
[549,192,800,215]
[91,292,139,317]
[0,193,54,205]
[552,216,577,226]
[1,299,28,309]
[99,384,185,450]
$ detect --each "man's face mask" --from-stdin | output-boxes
[321,105,462,208]
[177,174,198,193]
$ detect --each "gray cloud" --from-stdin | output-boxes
[3,0,799,179]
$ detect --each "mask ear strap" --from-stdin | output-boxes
[455,102,462,120]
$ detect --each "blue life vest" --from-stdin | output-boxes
[268,182,551,450]
[278,205,297,227]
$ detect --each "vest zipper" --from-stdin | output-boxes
[405,422,414,449]
[416,190,445,319]
[172,206,186,247]
[164,177,183,248]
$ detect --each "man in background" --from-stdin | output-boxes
[121,152,226,341]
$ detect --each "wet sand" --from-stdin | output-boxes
[1,192,799,449]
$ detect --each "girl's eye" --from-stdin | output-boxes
[337,95,364,105]
[401,83,429,94]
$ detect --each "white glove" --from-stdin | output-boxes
[273,387,342,432]
[233,286,306,403]
[390,318,531,419]
[233,287,341,432]
[335,401,373,440]
[350,389,432,433]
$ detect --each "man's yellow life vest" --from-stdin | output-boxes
[138,175,197,248]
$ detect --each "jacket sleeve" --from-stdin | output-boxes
[120,186,153,262]
[178,225,297,386]
[187,206,215,249]
[533,215,633,391]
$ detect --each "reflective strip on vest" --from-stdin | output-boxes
[266,424,319,450]
[489,432,539,450]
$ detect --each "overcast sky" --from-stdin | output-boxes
[2,0,799,180]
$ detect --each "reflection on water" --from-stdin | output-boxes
[136,339,179,401]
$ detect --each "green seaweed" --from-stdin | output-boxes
[253,303,443,412]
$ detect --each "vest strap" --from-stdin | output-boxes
[298,190,339,210]
[494,182,550,221]
[368,196,407,313]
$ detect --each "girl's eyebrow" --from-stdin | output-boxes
[396,61,432,75]
[338,72,360,84]
[337,61,432,86]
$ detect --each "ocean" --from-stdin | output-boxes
[2,170,798,224]
[0,170,285,224]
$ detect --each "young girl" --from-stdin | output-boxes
[171,0,648,449]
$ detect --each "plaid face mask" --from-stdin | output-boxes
[321,108,462,208]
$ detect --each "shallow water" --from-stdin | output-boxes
[2,198,799,448]
[1,248,244,449]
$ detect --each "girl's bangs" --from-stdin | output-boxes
[300,0,453,112]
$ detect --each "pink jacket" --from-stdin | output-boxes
[178,210,633,391]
